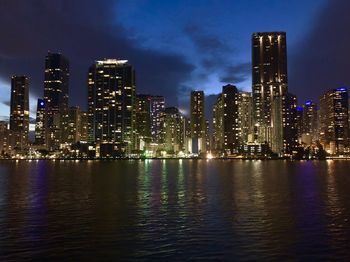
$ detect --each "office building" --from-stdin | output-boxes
[88,59,136,153]
[35,98,45,145]
[43,52,69,150]
[252,32,288,155]
[190,90,206,154]
[319,88,349,154]
[10,76,29,151]
[150,96,165,143]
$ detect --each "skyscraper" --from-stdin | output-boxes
[238,91,253,145]
[301,100,318,144]
[135,94,152,149]
[162,107,185,154]
[319,88,349,154]
[190,90,206,154]
[35,98,45,145]
[10,76,29,151]
[44,52,69,151]
[67,106,82,144]
[252,32,288,155]
[222,84,240,154]
[88,59,136,153]
[150,96,165,144]
[212,94,224,152]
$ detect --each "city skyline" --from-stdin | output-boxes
[2,0,350,118]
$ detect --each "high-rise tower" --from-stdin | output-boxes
[252,32,288,155]
[88,59,136,153]
[43,52,69,151]
[190,90,206,154]
[10,76,29,151]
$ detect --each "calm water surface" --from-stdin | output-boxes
[0,160,350,261]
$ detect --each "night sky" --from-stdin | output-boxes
[0,0,348,119]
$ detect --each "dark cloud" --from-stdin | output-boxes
[219,62,250,84]
[184,23,233,70]
[290,0,350,103]
[0,0,194,112]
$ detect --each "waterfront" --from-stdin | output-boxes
[0,160,350,260]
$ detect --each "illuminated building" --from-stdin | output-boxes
[190,90,206,154]
[212,85,241,155]
[0,121,11,155]
[282,93,298,154]
[252,32,287,155]
[10,76,29,151]
[67,106,83,144]
[150,96,165,143]
[162,107,185,154]
[319,87,349,154]
[212,94,224,152]
[301,100,318,144]
[135,94,152,149]
[79,111,88,143]
[88,59,136,153]
[44,52,69,151]
[35,99,45,145]
[238,91,253,144]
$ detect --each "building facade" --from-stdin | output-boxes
[190,90,206,154]
[252,32,288,155]
[319,88,349,154]
[43,52,69,151]
[10,76,29,151]
[88,59,136,153]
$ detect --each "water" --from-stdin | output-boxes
[0,160,350,261]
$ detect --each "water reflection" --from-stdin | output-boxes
[0,160,350,260]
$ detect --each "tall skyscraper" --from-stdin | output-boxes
[212,85,241,155]
[35,98,45,145]
[150,96,165,143]
[10,76,29,151]
[44,52,69,151]
[161,107,185,154]
[88,59,136,153]
[212,94,224,152]
[135,94,152,149]
[190,90,206,154]
[319,88,349,154]
[222,84,240,154]
[301,100,318,144]
[238,91,253,145]
[283,93,298,154]
[252,32,288,155]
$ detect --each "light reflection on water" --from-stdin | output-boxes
[0,160,350,260]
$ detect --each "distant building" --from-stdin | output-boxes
[88,59,136,153]
[190,90,206,154]
[67,106,82,144]
[252,32,288,155]
[79,111,88,143]
[135,94,152,149]
[319,88,349,154]
[44,52,69,151]
[150,96,165,143]
[212,94,224,153]
[35,98,45,145]
[301,100,318,144]
[0,121,11,155]
[283,93,298,154]
[162,107,185,154]
[10,76,29,151]
[238,91,253,145]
